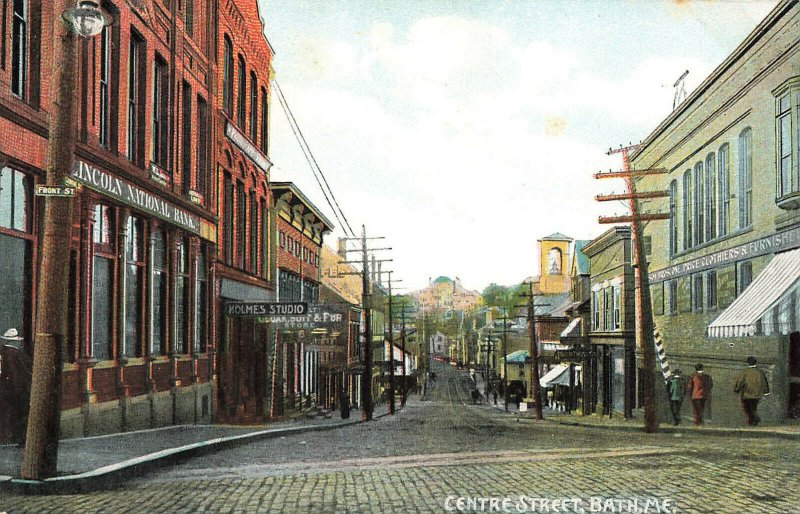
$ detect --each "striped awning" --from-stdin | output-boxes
[708,247,800,337]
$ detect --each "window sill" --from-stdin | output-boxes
[776,191,800,210]
[671,226,754,260]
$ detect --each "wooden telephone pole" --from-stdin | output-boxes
[338,227,391,421]
[595,144,669,433]
[518,282,549,421]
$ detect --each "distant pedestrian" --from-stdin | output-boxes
[666,369,685,425]
[471,387,480,404]
[685,363,713,425]
[492,386,498,405]
[734,356,770,426]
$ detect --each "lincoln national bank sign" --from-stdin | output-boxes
[70,160,201,234]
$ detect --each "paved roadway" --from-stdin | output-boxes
[3,362,799,513]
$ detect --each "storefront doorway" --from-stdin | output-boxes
[789,332,800,419]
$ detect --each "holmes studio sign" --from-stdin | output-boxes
[70,160,200,234]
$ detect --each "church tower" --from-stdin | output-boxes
[538,233,573,294]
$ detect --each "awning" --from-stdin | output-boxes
[539,364,569,388]
[708,247,800,337]
[539,364,582,387]
[560,317,581,338]
[505,350,529,363]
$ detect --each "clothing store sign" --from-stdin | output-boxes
[649,226,800,283]
[256,304,344,329]
[70,160,201,234]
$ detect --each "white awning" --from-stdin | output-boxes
[560,317,581,338]
[708,247,800,337]
[540,364,569,388]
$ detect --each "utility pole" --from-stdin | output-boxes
[383,273,403,415]
[337,227,391,421]
[22,0,109,480]
[519,282,548,421]
[595,143,669,433]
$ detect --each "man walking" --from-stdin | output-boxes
[733,356,770,426]
[666,369,685,425]
[686,363,713,425]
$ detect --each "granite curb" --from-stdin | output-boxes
[0,410,394,495]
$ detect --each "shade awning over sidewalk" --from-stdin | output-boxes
[560,317,581,338]
[539,364,569,388]
[505,350,529,363]
[708,247,800,337]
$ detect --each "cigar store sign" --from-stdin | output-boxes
[70,160,200,234]
[649,226,800,283]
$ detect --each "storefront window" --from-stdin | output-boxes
[92,204,115,360]
[124,216,143,358]
[195,251,206,353]
[175,238,189,354]
[0,169,31,343]
[151,229,167,356]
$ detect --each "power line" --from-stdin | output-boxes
[272,79,356,238]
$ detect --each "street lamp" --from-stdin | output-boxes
[63,1,112,37]
[21,0,111,480]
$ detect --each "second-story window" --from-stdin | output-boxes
[249,72,258,142]
[775,82,800,206]
[223,174,234,265]
[260,87,268,154]
[196,96,209,197]
[237,55,246,128]
[236,181,246,269]
[222,36,233,115]
[705,153,716,241]
[99,25,111,147]
[694,161,704,246]
[152,55,169,170]
[184,0,194,38]
[11,0,27,98]
[669,180,678,256]
[738,128,753,228]
[181,82,192,191]
[127,31,146,166]
[682,170,692,251]
[718,144,730,237]
[249,192,257,274]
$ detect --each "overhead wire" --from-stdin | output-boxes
[272,78,357,238]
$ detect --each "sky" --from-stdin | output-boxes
[258,0,779,293]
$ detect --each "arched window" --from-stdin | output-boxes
[718,144,730,237]
[683,170,692,250]
[669,180,678,256]
[738,128,752,228]
[237,54,246,128]
[705,153,716,241]
[249,72,258,142]
[547,248,562,275]
[694,161,704,246]
[222,36,233,115]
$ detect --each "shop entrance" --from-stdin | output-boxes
[789,332,800,419]
[217,317,268,424]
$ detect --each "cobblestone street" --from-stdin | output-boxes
[3,364,799,513]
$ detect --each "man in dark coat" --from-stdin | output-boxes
[733,356,769,426]
[666,369,685,425]
[686,363,713,425]
[0,329,31,444]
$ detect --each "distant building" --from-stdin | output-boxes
[412,276,481,314]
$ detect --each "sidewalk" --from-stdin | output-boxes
[485,400,800,440]
[0,414,363,495]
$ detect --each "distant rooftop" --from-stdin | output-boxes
[573,240,591,275]
[540,232,573,241]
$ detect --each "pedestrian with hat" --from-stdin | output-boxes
[733,356,769,427]
[666,369,685,425]
[0,328,31,444]
[685,363,713,426]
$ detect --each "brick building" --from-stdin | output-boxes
[212,0,275,424]
[270,182,333,415]
[0,0,220,440]
[635,0,800,425]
